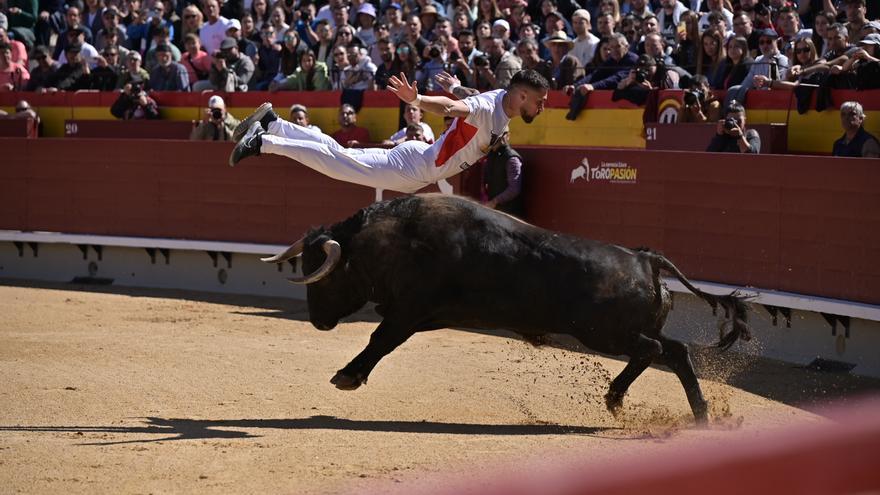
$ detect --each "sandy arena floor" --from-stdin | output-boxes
[2,280,879,494]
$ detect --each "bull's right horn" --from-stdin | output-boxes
[261,237,305,263]
[288,240,342,285]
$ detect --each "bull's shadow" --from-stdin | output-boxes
[0,416,621,446]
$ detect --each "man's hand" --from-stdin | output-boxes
[434,71,460,93]
[578,84,593,95]
[388,72,419,104]
[753,74,770,88]
[727,123,743,138]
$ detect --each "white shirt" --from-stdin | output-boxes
[58,42,101,68]
[570,32,600,67]
[389,121,436,144]
[200,17,230,55]
[699,9,734,32]
[426,89,510,181]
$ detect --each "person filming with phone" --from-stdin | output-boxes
[706,100,761,153]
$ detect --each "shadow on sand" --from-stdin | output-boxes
[3,279,879,416]
[0,416,621,446]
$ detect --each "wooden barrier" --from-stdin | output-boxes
[1,138,878,305]
[0,117,38,138]
[63,119,196,139]
[645,123,788,154]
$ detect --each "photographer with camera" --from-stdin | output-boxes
[110,76,159,120]
[415,42,446,91]
[678,74,721,123]
[208,36,254,91]
[706,101,761,153]
[191,95,240,141]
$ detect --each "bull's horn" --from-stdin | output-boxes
[288,240,341,285]
[261,237,305,263]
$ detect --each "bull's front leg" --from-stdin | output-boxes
[331,318,415,390]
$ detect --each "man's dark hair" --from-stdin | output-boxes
[510,69,549,91]
[727,101,745,115]
[458,29,474,38]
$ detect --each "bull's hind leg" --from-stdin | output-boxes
[603,334,663,417]
[658,336,708,425]
[330,317,415,391]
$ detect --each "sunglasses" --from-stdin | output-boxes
[795,47,811,54]
[759,39,775,45]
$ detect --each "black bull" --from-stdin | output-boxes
[263,194,751,423]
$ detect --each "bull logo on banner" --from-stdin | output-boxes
[570,158,638,185]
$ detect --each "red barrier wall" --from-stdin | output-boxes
[0,138,451,245]
[518,146,880,305]
[1,138,878,305]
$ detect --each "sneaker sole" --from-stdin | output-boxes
[232,102,273,143]
[229,122,263,167]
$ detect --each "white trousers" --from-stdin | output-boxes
[261,119,434,193]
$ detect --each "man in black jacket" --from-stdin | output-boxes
[483,131,525,218]
[706,101,761,153]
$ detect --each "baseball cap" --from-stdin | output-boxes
[858,33,880,46]
[492,19,510,32]
[219,36,237,50]
[208,95,225,109]
[357,3,376,18]
[757,28,779,39]
[226,18,241,31]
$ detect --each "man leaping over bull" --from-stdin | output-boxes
[227,69,549,194]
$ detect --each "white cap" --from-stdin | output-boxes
[226,18,241,31]
[492,19,510,32]
[208,95,225,108]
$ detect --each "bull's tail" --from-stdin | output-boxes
[644,250,751,351]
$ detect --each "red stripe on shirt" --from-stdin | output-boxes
[434,118,478,167]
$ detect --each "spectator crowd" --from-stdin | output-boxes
[0,0,877,96]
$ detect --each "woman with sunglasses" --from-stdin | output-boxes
[177,5,203,47]
[753,37,825,89]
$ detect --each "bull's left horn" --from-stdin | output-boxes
[288,240,341,285]
[261,237,305,263]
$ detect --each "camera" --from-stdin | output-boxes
[683,89,704,107]
[211,107,223,120]
[473,54,489,67]
[130,82,142,94]
[723,117,738,131]
[448,51,460,62]
[301,9,312,22]
[428,45,441,59]
[634,68,649,84]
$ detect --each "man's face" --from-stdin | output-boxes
[544,15,564,33]
[492,25,509,40]
[0,48,11,66]
[340,106,356,127]
[487,38,504,57]
[598,15,614,36]
[435,20,452,38]
[660,0,676,8]
[548,42,569,61]
[291,110,310,126]
[66,49,82,64]
[66,8,80,26]
[645,35,663,57]
[156,50,171,66]
[845,2,866,22]
[261,27,275,44]
[642,17,659,35]
[128,56,141,69]
[205,0,219,20]
[405,128,425,141]
[404,104,422,124]
[459,34,475,53]
[379,40,393,61]
[573,17,589,36]
[841,107,864,132]
[407,17,421,37]
[632,0,647,9]
[221,45,238,60]
[332,6,348,27]
[829,28,848,51]
[103,12,119,28]
[758,36,777,55]
[707,0,721,9]
[516,42,538,61]
[386,7,401,23]
[779,12,798,35]
[609,38,626,60]
[516,86,547,124]
[733,15,751,36]
[347,46,361,65]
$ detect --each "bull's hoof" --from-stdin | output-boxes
[330,371,365,390]
[692,401,709,427]
[604,390,625,417]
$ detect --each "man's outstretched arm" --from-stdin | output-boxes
[388,72,470,118]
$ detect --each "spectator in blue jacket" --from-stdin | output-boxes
[148,43,190,90]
